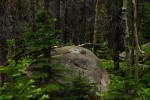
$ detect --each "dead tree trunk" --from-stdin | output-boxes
[122,0,134,98]
[122,0,131,78]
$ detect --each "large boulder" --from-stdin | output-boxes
[52,46,110,95]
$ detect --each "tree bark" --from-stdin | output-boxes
[93,0,99,54]
[80,0,87,44]
[106,0,123,70]
[122,0,131,77]
[63,4,69,44]
[122,0,134,98]
[72,1,78,45]
[132,0,140,83]
[55,0,60,31]
[128,0,135,65]
[113,0,123,70]
[89,1,96,44]
[28,0,36,33]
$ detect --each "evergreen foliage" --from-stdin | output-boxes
[0,59,47,100]
[24,10,60,51]
[58,73,98,100]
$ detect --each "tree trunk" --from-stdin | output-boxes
[122,0,133,98]
[106,0,123,70]
[89,1,96,44]
[54,0,60,39]
[55,0,60,31]
[72,1,78,45]
[122,0,131,77]
[63,4,69,44]
[132,0,140,83]
[128,0,135,65]
[93,0,99,54]
[113,0,123,70]
[129,0,143,66]
[80,0,87,44]
[28,0,36,33]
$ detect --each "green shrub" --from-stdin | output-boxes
[0,59,48,100]
[59,73,98,100]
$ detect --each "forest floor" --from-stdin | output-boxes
[100,42,150,99]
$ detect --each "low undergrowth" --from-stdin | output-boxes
[101,59,150,100]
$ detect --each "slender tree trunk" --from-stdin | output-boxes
[122,0,131,78]
[112,31,120,70]
[55,0,60,31]
[130,0,144,65]
[128,0,135,65]
[89,1,96,44]
[72,1,78,45]
[93,0,99,54]
[63,5,68,44]
[54,0,60,39]
[43,0,51,58]
[80,0,87,44]
[122,0,133,99]
[60,1,65,43]
[132,0,140,83]
[28,0,36,33]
